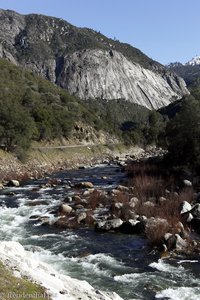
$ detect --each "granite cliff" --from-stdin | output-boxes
[0,9,188,109]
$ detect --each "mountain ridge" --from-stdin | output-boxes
[0,8,188,109]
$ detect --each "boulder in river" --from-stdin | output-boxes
[180,201,192,214]
[7,180,20,187]
[54,216,77,229]
[77,212,87,224]
[59,204,73,215]
[119,218,146,234]
[183,179,192,187]
[95,218,123,232]
[75,182,94,189]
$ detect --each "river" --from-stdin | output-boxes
[0,163,200,299]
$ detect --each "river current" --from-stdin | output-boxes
[0,164,200,300]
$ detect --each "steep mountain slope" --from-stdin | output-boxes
[167,57,200,86]
[186,56,200,66]
[0,9,188,109]
[58,49,188,109]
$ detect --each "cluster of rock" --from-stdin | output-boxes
[4,155,200,257]
[24,175,197,256]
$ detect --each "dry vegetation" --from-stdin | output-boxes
[126,161,194,245]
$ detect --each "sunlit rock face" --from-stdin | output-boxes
[0,9,189,110]
[58,49,188,110]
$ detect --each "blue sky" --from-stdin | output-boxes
[0,0,199,64]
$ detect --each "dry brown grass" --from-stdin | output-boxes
[126,161,194,245]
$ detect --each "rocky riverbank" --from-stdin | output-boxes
[0,148,200,299]
[0,144,145,182]
[2,145,198,258]
[3,144,199,258]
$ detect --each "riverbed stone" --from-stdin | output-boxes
[183,179,192,187]
[119,218,146,234]
[83,189,94,196]
[95,218,123,232]
[175,234,188,250]
[114,202,124,209]
[54,216,77,229]
[74,204,85,209]
[7,180,20,187]
[77,212,87,224]
[25,200,49,206]
[75,182,94,189]
[180,201,192,214]
[129,197,139,208]
[59,204,73,215]
[117,185,130,192]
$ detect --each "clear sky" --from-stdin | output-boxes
[0,0,199,65]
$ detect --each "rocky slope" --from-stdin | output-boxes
[0,9,188,109]
[167,59,200,86]
[58,49,188,109]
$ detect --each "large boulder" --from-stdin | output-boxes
[7,180,20,187]
[183,179,192,187]
[164,233,187,251]
[175,234,188,250]
[59,204,73,215]
[129,197,139,208]
[95,218,123,232]
[180,201,192,214]
[77,212,87,224]
[54,216,77,229]
[119,218,146,234]
[75,182,94,189]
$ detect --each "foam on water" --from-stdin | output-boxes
[149,259,184,273]
[70,253,126,277]
[0,241,123,300]
[177,260,199,264]
[114,273,142,283]
[156,287,200,300]
[0,166,200,300]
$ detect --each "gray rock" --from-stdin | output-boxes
[180,201,192,214]
[183,179,192,187]
[175,234,187,250]
[119,218,146,234]
[59,49,188,110]
[75,182,94,189]
[95,218,123,232]
[59,204,72,214]
[0,9,188,112]
[117,185,129,192]
[129,197,139,208]
[114,202,124,209]
[77,212,87,224]
[7,180,20,187]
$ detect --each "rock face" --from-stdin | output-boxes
[0,9,189,110]
[58,49,188,109]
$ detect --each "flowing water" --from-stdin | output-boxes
[0,164,200,300]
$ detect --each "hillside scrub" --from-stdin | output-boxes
[0,58,166,159]
[163,91,200,175]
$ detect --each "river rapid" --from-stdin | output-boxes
[0,163,200,300]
